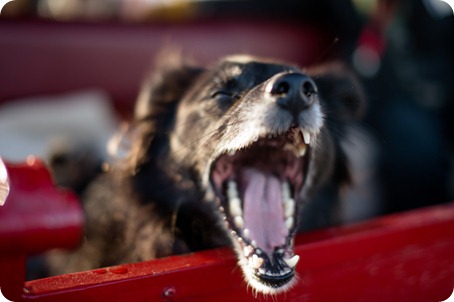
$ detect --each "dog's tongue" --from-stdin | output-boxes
[242,168,287,255]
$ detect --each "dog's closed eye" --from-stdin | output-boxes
[211,90,241,102]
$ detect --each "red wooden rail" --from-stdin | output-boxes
[0,158,453,302]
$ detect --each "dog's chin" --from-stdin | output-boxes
[239,255,299,295]
[209,127,311,294]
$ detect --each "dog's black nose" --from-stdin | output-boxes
[266,73,317,114]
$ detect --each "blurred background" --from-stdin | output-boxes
[0,0,453,222]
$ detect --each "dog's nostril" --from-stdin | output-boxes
[267,73,317,115]
[302,80,317,98]
[272,81,290,96]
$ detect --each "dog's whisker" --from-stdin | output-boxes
[172,113,230,130]
[171,120,243,156]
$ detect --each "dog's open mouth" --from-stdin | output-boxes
[210,127,310,294]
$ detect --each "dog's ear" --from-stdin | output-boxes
[135,52,204,121]
[114,53,203,174]
[306,63,365,120]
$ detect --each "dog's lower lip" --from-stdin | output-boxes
[254,270,295,287]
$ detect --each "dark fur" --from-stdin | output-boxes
[48,55,364,294]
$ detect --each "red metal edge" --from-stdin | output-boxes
[21,203,454,302]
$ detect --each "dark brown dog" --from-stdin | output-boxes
[49,54,364,295]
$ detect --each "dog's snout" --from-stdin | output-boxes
[266,73,317,115]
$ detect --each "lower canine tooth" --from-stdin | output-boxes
[244,245,254,257]
[252,254,264,269]
[284,255,300,268]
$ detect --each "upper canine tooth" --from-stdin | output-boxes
[284,255,300,268]
[301,129,311,145]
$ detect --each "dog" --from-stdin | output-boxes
[48,54,365,295]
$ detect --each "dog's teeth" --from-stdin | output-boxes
[282,182,295,219]
[284,198,295,218]
[285,217,294,229]
[227,181,243,217]
[244,245,254,257]
[229,197,242,217]
[301,129,311,145]
[251,240,257,248]
[284,255,300,268]
[243,228,250,238]
[281,181,291,201]
[234,216,244,228]
[227,180,238,198]
[252,254,264,269]
[258,268,266,275]
[297,143,307,157]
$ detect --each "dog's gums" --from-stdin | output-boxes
[210,128,310,293]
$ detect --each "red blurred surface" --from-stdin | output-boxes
[0,18,328,117]
[0,158,453,301]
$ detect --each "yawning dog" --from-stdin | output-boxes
[48,54,365,295]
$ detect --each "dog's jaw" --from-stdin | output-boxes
[208,126,317,295]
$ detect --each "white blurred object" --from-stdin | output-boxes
[0,90,118,162]
[440,288,454,302]
[0,158,9,206]
[0,0,14,14]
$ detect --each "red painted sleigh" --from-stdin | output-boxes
[1,157,453,302]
